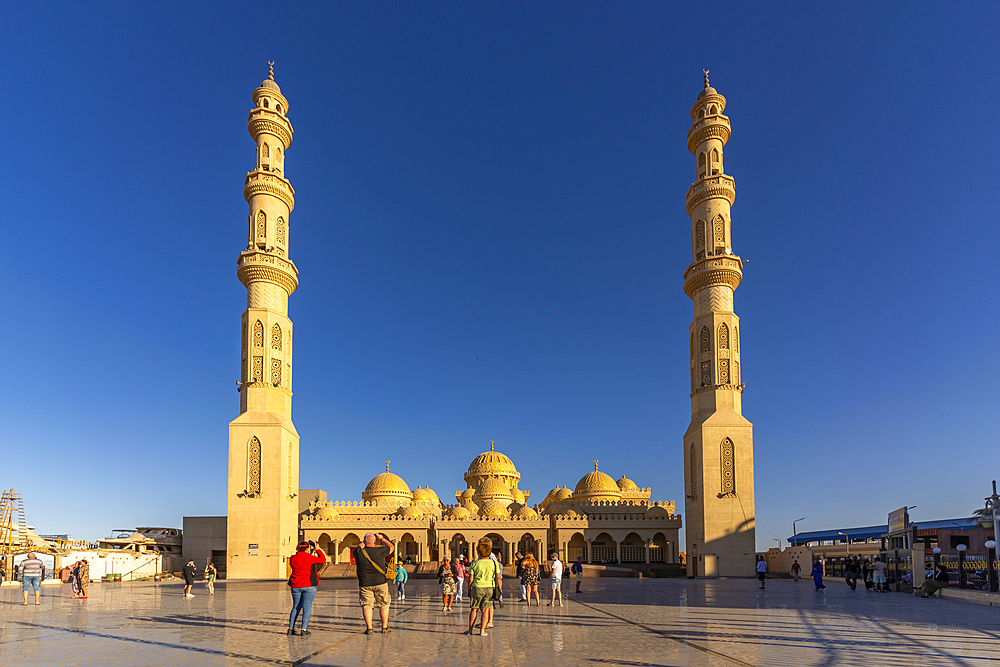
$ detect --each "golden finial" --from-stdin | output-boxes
[385,460,390,472]
[490,440,495,452]
[703,69,710,89]
[268,61,275,81]
[594,459,599,471]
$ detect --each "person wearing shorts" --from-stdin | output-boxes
[548,553,564,606]
[466,538,501,636]
[353,533,394,634]
[871,557,889,592]
[19,552,44,605]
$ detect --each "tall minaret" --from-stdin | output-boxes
[226,63,300,580]
[681,71,756,577]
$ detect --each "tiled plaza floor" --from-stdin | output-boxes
[1,576,998,666]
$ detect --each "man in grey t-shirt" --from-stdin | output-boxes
[19,552,44,605]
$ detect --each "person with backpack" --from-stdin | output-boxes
[353,533,395,634]
[572,556,584,593]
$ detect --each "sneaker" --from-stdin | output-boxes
[381,627,391,634]
[185,594,195,598]
[364,628,375,635]
[287,628,297,636]
[299,630,311,636]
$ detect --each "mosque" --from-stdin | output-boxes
[223,66,754,579]
[298,448,679,567]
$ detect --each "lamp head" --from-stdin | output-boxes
[985,540,997,550]
[932,547,941,554]
[956,543,968,552]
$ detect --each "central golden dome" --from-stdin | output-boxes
[473,477,513,505]
[464,441,520,489]
[361,462,413,506]
[573,461,622,502]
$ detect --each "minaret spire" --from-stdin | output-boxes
[227,69,300,580]
[680,72,756,578]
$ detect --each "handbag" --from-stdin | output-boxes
[491,561,502,601]
[360,547,397,583]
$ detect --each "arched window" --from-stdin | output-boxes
[718,323,729,350]
[271,323,282,351]
[711,149,719,162]
[713,214,725,248]
[262,143,269,159]
[718,358,730,384]
[698,153,706,176]
[256,211,266,239]
[721,438,735,495]
[248,437,262,495]
[700,326,710,353]
[270,358,282,386]
[276,103,282,114]
[253,320,263,348]
[276,146,282,159]
[689,443,697,498]
[262,98,269,108]
[277,217,286,246]
[700,361,712,386]
[696,220,705,249]
[709,105,717,114]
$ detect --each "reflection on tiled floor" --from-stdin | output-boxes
[1,577,998,666]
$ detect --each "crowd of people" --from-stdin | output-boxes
[782,555,896,592]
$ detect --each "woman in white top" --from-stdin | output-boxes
[548,553,564,606]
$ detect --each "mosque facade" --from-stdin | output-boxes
[300,446,680,567]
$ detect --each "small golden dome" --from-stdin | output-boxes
[474,477,513,505]
[512,488,526,504]
[447,506,471,520]
[318,504,339,520]
[412,486,440,505]
[554,487,573,500]
[617,476,639,492]
[478,499,511,519]
[646,505,670,519]
[563,509,579,518]
[398,505,424,519]
[457,487,476,503]
[462,500,480,515]
[513,505,539,519]
[361,462,413,506]
[573,461,621,501]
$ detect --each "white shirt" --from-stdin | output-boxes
[756,560,767,573]
[551,559,563,579]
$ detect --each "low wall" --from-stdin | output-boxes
[930,588,1000,606]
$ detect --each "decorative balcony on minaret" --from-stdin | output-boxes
[681,72,756,578]
[227,64,301,580]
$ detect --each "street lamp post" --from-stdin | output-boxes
[838,531,851,556]
[956,544,968,589]
[792,517,806,548]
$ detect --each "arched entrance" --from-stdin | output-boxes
[399,532,418,564]
[651,532,668,563]
[592,532,615,563]
[621,533,644,563]
[486,533,507,564]
[450,533,469,561]
[341,533,361,565]
[517,533,538,560]
[568,532,587,563]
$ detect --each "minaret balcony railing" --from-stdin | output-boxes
[683,255,742,297]
[244,169,295,211]
[247,108,293,148]
[685,174,735,216]
[687,117,731,153]
[237,250,299,295]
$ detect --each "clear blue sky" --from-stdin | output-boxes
[3,2,997,549]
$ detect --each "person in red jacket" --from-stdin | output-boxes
[287,541,326,635]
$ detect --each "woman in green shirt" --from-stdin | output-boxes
[465,538,501,636]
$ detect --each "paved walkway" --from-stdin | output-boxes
[2,577,998,666]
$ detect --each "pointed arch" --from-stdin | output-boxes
[709,104,717,114]
[253,320,263,348]
[699,326,710,353]
[720,438,735,495]
[718,323,729,350]
[689,443,697,499]
[256,210,266,239]
[713,214,725,247]
[262,142,269,159]
[696,220,705,249]
[248,437,262,495]
[711,148,719,162]
[271,323,282,351]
